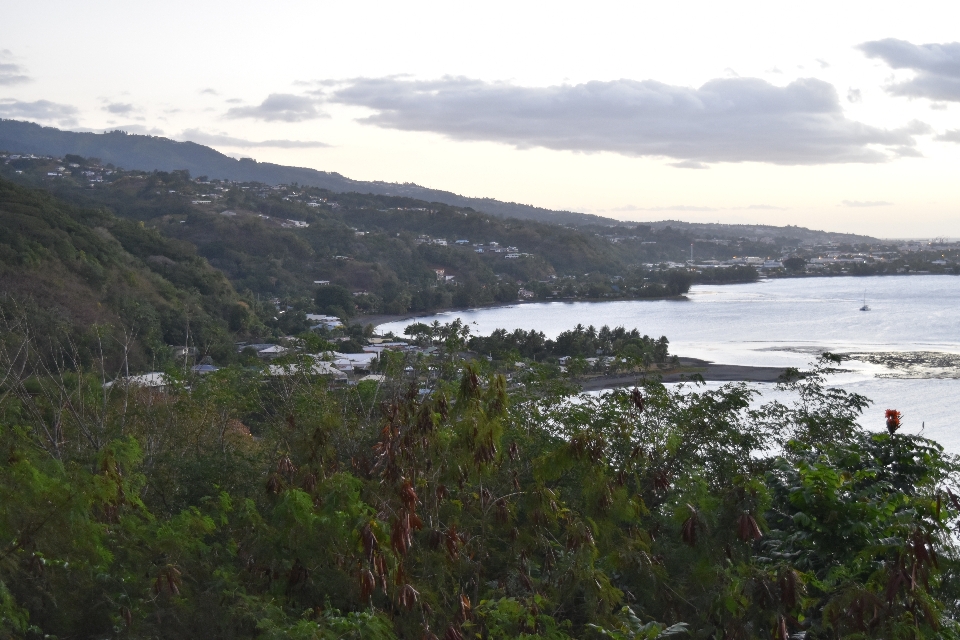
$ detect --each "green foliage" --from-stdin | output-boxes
[314,284,355,318]
[0,329,958,639]
[0,176,256,369]
[1,160,726,318]
[782,256,806,272]
[467,324,670,365]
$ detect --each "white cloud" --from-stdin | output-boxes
[323,76,928,166]
[0,51,30,85]
[0,99,77,125]
[178,128,330,148]
[859,39,960,101]
[224,93,325,122]
[619,204,720,212]
[668,160,709,169]
[935,129,960,143]
[104,102,135,114]
[840,200,893,207]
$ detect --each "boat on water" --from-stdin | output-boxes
[860,290,870,311]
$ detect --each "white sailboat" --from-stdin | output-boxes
[859,290,870,311]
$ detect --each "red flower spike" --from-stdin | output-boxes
[885,409,902,434]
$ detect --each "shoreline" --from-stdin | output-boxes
[356,272,960,331]
[578,357,787,391]
[355,296,690,330]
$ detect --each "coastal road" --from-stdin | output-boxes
[579,357,787,392]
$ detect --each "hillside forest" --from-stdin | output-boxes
[0,155,767,322]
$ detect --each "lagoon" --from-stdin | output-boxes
[379,275,960,450]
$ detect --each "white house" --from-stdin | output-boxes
[267,361,346,380]
[105,372,169,389]
[306,314,343,329]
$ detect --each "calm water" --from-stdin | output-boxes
[379,276,960,450]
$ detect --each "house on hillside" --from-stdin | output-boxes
[267,361,346,381]
[104,372,169,390]
[306,314,343,330]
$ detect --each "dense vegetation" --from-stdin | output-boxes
[0,158,767,318]
[420,323,674,366]
[0,176,262,370]
[2,310,959,638]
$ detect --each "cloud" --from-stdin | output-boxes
[224,93,325,122]
[840,200,893,207]
[668,160,709,169]
[0,51,30,85]
[200,88,219,95]
[0,99,77,125]
[612,204,720,212]
[323,76,927,165]
[178,128,330,148]
[816,59,831,69]
[847,88,862,103]
[859,38,960,101]
[104,102,135,114]
[936,129,960,142]
[0,63,30,86]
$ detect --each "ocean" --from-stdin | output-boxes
[378,275,960,451]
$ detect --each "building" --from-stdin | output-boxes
[267,361,347,380]
[306,314,343,330]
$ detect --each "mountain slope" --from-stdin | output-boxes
[0,176,253,369]
[0,119,616,226]
[642,220,876,245]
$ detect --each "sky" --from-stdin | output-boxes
[2,0,960,237]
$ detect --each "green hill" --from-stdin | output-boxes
[0,176,255,370]
[3,156,760,322]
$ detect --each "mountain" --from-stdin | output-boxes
[0,175,256,369]
[0,119,617,226]
[3,156,726,319]
[642,220,876,245]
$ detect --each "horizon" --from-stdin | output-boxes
[3,1,960,236]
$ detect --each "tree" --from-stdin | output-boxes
[315,284,355,317]
[783,256,806,272]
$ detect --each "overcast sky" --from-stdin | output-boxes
[3,0,960,237]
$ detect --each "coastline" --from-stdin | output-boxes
[578,357,787,391]
[356,296,690,330]
[353,273,960,330]
[356,307,786,388]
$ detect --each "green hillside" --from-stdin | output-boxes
[0,176,257,369]
[1,155,768,323]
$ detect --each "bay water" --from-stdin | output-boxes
[378,275,960,451]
